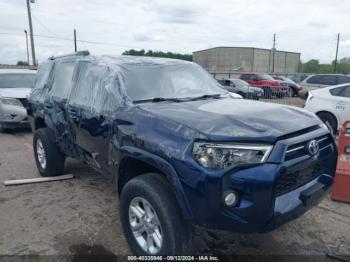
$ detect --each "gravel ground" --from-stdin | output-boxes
[0,98,350,260]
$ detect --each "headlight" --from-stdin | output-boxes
[0,98,23,107]
[193,142,273,169]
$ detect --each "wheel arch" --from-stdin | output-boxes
[316,110,339,126]
[116,147,193,219]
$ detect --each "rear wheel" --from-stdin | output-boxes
[237,91,246,98]
[33,128,65,176]
[120,173,189,255]
[317,112,338,135]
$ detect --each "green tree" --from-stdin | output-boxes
[300,59,320,73]
[122,49,193,61]
[16,61,29,66]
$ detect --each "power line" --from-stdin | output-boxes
[0,31,144,49]
[32,14,62,38]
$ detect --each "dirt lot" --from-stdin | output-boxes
[0,99,350,259]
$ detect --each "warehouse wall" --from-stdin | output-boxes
[193,47,300,76]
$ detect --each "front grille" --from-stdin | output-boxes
[274,161,324,197]
[284,135,332,161]
[274,134,334,197]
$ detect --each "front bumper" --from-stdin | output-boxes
[0,103,29,128]
[178,128,337,233]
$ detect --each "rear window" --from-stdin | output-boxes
[0,73,35,88]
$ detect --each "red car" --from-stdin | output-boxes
[239,73,290,98]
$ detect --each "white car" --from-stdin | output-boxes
[304,83,350,134]
[0,69,36,132]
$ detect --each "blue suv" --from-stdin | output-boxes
[28,51,337,255]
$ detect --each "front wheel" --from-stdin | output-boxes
[33,128,65,176]
[120,173,190,255]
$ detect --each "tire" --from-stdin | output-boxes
[317,112,338,135]
[120,173,189,255]
[33,128,65,177]
[237,91,246,99]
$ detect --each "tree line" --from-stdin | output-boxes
[122,49,193,61]
[299,58,350,74]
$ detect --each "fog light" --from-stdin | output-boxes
[223,191,238,207]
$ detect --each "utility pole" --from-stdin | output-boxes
[24,30,30,65]
[74,29,77,52]
[334,33,340,73]
[272,33,276,73]
[26,0,36,66]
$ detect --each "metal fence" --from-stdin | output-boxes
[250,85,294,105]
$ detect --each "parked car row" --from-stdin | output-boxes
[218,73,295,99]
[217,79,263,99]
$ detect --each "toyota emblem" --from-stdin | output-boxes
[307,139,319,156]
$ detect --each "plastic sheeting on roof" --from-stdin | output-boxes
[29,55,227,118]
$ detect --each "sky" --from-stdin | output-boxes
[0,0,350,65]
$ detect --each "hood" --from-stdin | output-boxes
[0,88,31,99]
[138,98,321,142]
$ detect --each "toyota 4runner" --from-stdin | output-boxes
[27,51,337,255]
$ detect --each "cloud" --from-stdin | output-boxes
[0,0,350,65]
[340,40,350,47]
[308,22,328,28]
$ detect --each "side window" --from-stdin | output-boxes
[329,86,346,96]
[337,75,350,85]
[340,86,350,98]
[49,62,75,100]
[307,75,322,84]
[69,62,121,116]
[241,74,249,80]
[217,80,225,85]
[321,75,337,85]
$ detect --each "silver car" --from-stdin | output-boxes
[0,69,36,132]
[218,78,264,99]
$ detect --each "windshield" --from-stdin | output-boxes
[232,79,249,88]
[0,73,36,88]
[122,63,227,101]
[257,74,273,80]
[280,76,297,85]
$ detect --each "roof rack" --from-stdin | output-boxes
[49,50,90,60]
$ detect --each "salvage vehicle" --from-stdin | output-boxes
[239,73,290,98]
[217,78,263,99]
[28,51,337,255]
[304,83,350,134]
[0,69,36,132]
